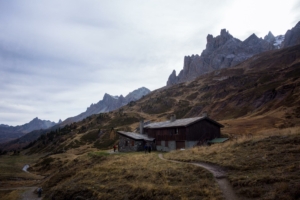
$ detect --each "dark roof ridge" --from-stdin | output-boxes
[117,131,155,141]
[144,116,224,129]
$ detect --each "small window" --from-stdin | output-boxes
[175,128,179,134]
[125,141,128,146]
[131,141,134,146]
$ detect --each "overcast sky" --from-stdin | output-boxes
[0,0,299,126]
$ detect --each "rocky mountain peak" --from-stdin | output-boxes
[26,117,56,129]
[63,87,151,123]
[30,117,39,122]
[205,29,233,52]
[243,33,260,45]
[125,87,151,102]
[264,31,275,43]
[166,24,292,86]
[281,21,300,48]
[166,70,177,86]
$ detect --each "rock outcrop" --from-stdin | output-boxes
[166,22,300,86]
[281,21,300,48]
[167,29,275,86]
[63,87,151,123]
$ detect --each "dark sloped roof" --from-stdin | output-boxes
[117,131,155,141]
[144,117,224,129]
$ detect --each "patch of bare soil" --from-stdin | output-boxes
[159,153,240,200]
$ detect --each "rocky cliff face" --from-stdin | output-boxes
[64,87,151,123]
[0,117,57,143]
[167,22,300,86]
[281,21,300,48]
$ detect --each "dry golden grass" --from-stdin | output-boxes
[0,190,22,200]
[36,152,223,200]
[165,127,300,199]
[0,153,44,188]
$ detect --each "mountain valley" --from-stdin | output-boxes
[1,23,300,200]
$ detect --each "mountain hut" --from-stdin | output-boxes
[143,115,224,151]
[117,131,155,152]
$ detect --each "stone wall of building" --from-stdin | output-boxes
[156,140,199,151]
[185,141,198,149]
[156,140,176,151]
[118,135,144,152]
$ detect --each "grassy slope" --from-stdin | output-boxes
[0,154,44,187]
[32,152,222,200]
[165,127,300,199]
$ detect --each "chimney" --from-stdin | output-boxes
[170,114,176,122]
[203,112,208,117]
[139,120,144,134]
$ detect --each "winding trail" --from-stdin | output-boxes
[22,164,30,173]
[158,153,239,200]
[0,164,44,200]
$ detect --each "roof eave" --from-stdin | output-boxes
[117,131,155,141]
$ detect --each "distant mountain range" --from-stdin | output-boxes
[63,87,151,124]
[0,117,57,143]
[167,21,300,86]
[0,87,150,144]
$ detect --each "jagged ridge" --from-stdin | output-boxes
[63,87,151,124]
[167,21,300,86]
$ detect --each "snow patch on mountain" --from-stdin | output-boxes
[274,35,284,49]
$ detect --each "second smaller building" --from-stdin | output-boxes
[117,131,155,152]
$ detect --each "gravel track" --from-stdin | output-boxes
[158,153,240,200]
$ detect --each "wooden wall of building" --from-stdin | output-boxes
[144,119,220,143]
[186,119,220,141]
[145,127,186,141]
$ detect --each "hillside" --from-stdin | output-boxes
[16,44,300,156]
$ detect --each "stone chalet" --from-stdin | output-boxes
[117,131,155,152]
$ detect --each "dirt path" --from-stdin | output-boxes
[0,164,45,200]
[158,153,239,200]
[0,187,42,200]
